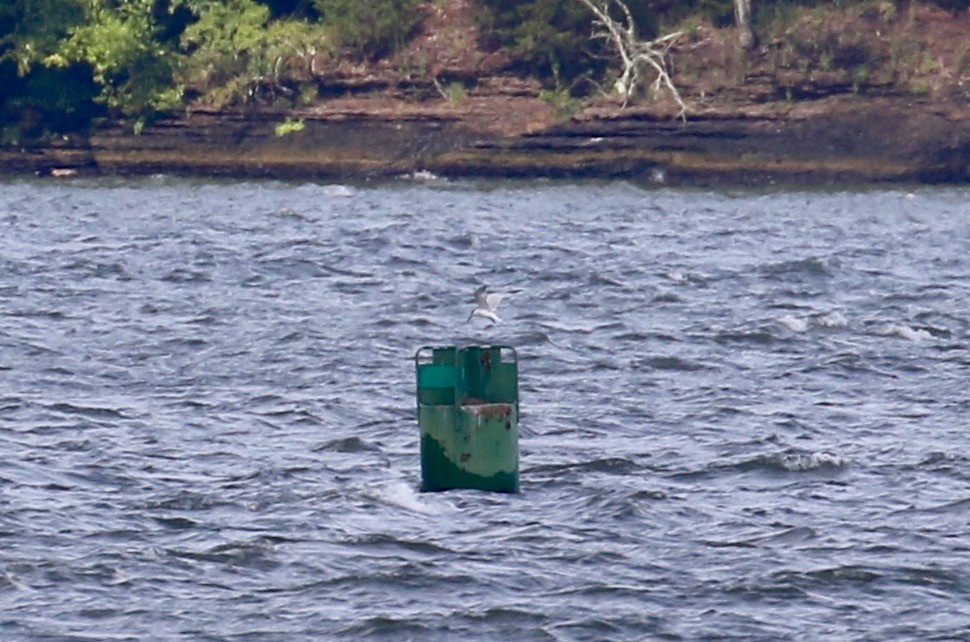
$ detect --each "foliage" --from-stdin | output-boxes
[538,86,579,117]
[445,81,467,102]
[0,0,181,134]
[0,0,87,76]
[177,0,330,106]
[57,0,182,115]
[312,0,422,60]
[0,0,89,134]
[0,59,101,138]
[274,116,305,135]
[473,0,601,83]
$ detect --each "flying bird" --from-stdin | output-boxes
[468,285,505,324]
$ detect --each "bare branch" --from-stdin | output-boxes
[575,0,687,120]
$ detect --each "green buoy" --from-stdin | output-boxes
[415,345,519,493]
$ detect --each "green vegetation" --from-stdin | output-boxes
[444,81,467,102]
[177,0,330,106]
[274,115,305,135]
[1,0,967,141]
[472,0,600,82]
[0,0,420,136]
[314,0,422,59]
[538,86,580,118]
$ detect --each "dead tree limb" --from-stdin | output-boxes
[575,0,687,120]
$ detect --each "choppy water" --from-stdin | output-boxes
[1,177,968,641]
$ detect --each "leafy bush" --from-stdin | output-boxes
[178,0,330,106]
[0,0,178,127]
[0,0,87,75]
[58,5,181,115]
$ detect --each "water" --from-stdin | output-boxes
[0,177,967,641]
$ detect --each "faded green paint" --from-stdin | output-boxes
[420,435,517,493]
[416,345,519,493]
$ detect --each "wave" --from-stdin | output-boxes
[907,496,970,514]
[45,402,128,420]
[714,328,777,345]
[918,451,970,474]
[166,538,282,570]
[761,256,838,279]
[706,526,817,548]
[768,565,883,589]
[160,267,212,283]
[734,451,847,474]
[651,291,683,303]
[60,259,133,281]
[633,355,710,371]
[778,314,810,333]
[815,310,848,328]
[778,310,849,333]
[868,322,935,341]
[368,480,444,515]
[528,457,643,478]
[322,184,355,198]
[315,436,382,453]
[510,330,556,346]
[671,449,848,481]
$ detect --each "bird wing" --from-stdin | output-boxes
[473,285,488,307]
[472,308,501,324]
[484,292,504,310]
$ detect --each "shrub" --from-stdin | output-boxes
[473,0,599,83]
[1,0,178,122]
[312,0,422,59]
[178,0,329,106]
[58,8,181,115]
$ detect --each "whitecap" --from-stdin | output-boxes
[665,271,688,284]
[778,314,809,333]
[735,451,847,474]
[875,324,933,341]
[402,169,440,182]
[894,325,933,341]
[815,310,848,328]
[781,452,846,472]
[322,184,355,197]
[371,480,443,515]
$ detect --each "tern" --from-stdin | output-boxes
[468,285,505,324]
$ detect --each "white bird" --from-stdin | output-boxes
[468,285,505,324]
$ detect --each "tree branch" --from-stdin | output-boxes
[575,0,687,120]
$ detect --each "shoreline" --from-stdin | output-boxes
[2,94,968,186]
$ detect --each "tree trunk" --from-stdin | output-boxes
[734,0,756,49]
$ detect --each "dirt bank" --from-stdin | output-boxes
[3,90,967,185]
